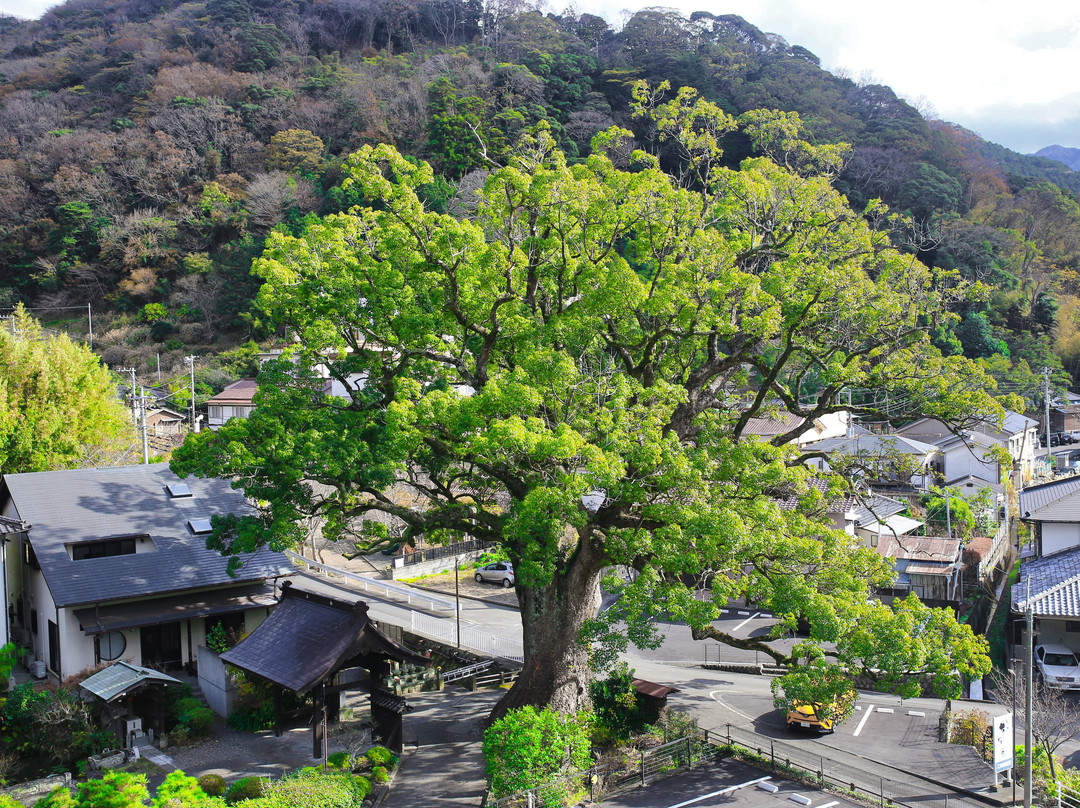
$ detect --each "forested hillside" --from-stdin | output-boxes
[2,0,1080,401]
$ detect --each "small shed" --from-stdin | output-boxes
[221,581,431,757]
[632,678,679,723]
[79,661,183,748]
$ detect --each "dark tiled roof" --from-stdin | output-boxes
[1,464,293,607]
[1013,545,1080,618]
[878,534,961,564]
[1020,476,1080,522]
[221,583,430,694]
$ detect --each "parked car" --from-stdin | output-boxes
[475,561,515,588]
[1033,643,1080,690]
[785,702,835,733]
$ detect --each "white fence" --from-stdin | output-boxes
[286,551,458,613]
[410,611,524,663]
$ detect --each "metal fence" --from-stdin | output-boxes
[286,551,458,613]
[410,611,525,663]
[399,538,489,566]
[715,724,989,808]
[1058,780,1080,808]
[487,733,715,808]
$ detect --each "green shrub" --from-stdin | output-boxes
[241,771,368,808]
[32,787,75,808]
[326,752,350,769]
[365,745,394,768]
[225,776,266,804]
[180,704,214,737]
[152,770,213,808]
[198,774,227,797]
[371,766,388,784]
[226,705,274,732]
[483,705,593,800]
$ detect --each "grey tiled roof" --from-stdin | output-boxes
[0,515,28,534]
[1013,545,1080,618]
[1019,476,1080,522]
[1,464,294,608]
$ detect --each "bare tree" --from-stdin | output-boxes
[989,666,1080,780]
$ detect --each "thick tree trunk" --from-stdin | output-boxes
[489,540,605,723]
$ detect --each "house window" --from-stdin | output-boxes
[98,631,126,661]
[69,535,145,560]
[1066,621,1080,633]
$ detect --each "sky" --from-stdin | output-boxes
[1,0,1077,155]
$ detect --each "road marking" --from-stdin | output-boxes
[876,707,894,714]
[665,777,772,807]
[732,611,761,632]
[852,704,875,736]
[819,801,839,808]
[708,690,755,722]
[908,710,925,717]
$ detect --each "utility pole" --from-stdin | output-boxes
[945,489,952,539]
[118,367,138,424]
[1044,366,1051,460]
[138,385,149,464]
[87,303,93,351]
[184,356,198,433]
[1024,579,1033,808]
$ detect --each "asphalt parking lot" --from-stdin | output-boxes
[601,759,865,808]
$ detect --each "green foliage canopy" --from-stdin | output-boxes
[0,305,133,473]
[173,93,997,716]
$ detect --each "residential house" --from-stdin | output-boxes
[743,410,851,447]
[876,534,964,605]
[0,515,30,647]
[974,410,1039,485]
[897,412,1037,486]
[1019,475,1080,558]
[0,464,294,680]
[1049,390,1080,437]
[145,408,186,437]
[205,379,258,429]
[802,433,939,493]
[1011,544,1080,653]
[776,480,923,547]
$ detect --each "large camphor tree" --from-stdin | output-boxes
[173,87,996,721]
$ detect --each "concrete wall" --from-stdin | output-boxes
[388,549,485,580]
[197,645,237,717]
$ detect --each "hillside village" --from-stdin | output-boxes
[2,0,1080,806]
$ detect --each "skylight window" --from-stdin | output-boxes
[188,518,213,534]
[167,483,193,498]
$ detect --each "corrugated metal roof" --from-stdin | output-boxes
[205,379,258,405]
[877,535,961,563]
[79,661,182,703]
[744,413,802,437]
[1020,476,1080,522]
[2,464,294,607]
[1012,545,1080,618]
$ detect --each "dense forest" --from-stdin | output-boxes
[2,0,1080,403]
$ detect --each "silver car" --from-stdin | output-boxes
[1034,644,1080,690]
[474,562,515,588]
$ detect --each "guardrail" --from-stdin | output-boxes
[1058,780,1080,808]
[286,551,458,613]
[399,538,489,567]
[441,660,494,683]
[410,611,524,663]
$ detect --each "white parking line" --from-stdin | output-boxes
[876,707,894,714]
[819,802,839,808]
[665,776,772,808]
[852,704,875,736]
[732,611,761,632]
